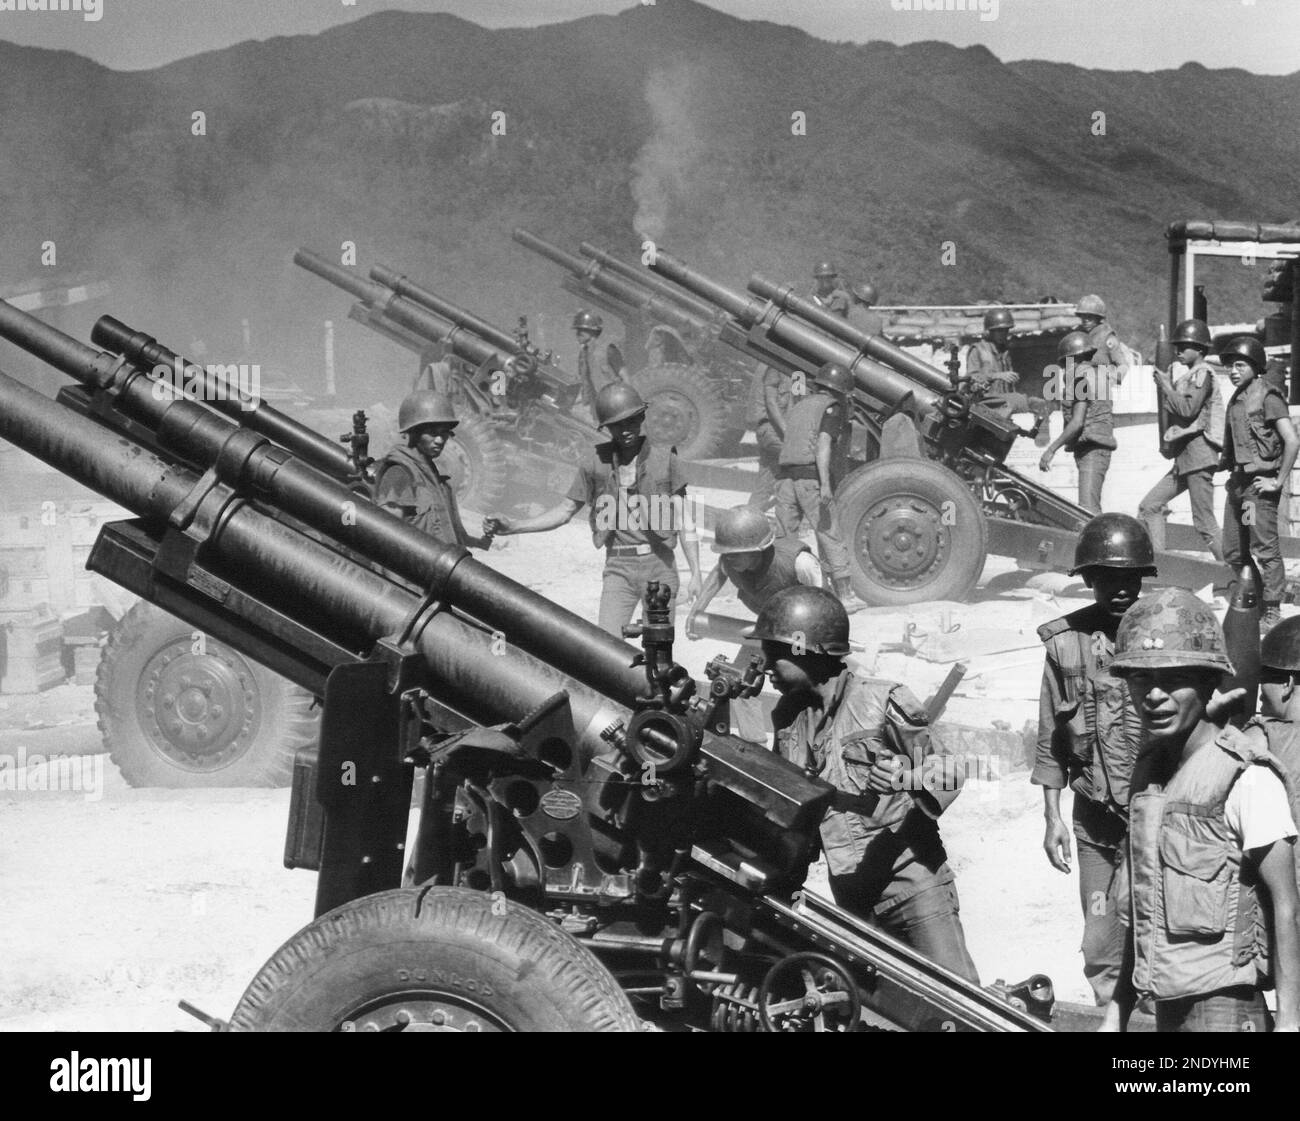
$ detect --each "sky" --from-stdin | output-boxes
[0,0,1296,75]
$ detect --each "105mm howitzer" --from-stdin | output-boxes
[0,296,1055,1032]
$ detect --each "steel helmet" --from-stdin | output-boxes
[1261,615,1300,673]
[851,282,879,305]
[813,261,838,279]
[745,586,851,656]
[712,506,777,554]
[397,391,459,434]
[572,309,604,335]
[1110,587,1234,677]
[813,362,853,397]
[1171,318,1212,350]
[1069,512,1157,576]
[1218,335,1267,374]
[1058,330,1097,360]
[983,308,1015,332]
[593,382,647,428]
[1076,294,1107,318]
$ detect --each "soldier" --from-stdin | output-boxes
[753,585,979,981]
[1248,618,1300,862]
[1033,514,1154,1019]
[1219,335,1298,635]
[965,308,1018,397]
[774,362,867,613]
[846,282,885,337]
[483,382,702,637]
[1104,588,1300,1033]
[811,262,851,318]
[745,363,792,513]
[572,309,626,412]
[1038,330,1117,514]
[1076,294,1131,384]
[1138,318,1224,562]
[375,391,494,549]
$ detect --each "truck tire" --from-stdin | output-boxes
[633,364,730,462]
[95,602,318,788]
[440,413,511,513]
[834,458,987,605]
[227,887,644,1032]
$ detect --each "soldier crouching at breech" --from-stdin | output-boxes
[375,391,495,549]
[484,382,703,637]
[1103,588,1300,1033]
[752,586,980,981]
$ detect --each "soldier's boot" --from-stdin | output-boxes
[1261,603,1283,635]
[834,577,868,615]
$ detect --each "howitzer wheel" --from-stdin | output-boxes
[834,458,986,606]
[226,887,644,1032]
[95,601,317,788]
[439,412,511,514]
[633,363,730,461]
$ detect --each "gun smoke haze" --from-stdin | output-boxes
[631,63,709,247]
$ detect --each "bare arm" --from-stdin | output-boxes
[816,429,835,496]
[685,563,727,637]
[485,497,582,536]
[764,383,788,438]
[1156,367,1213,422]
[1257,839,1300,1031]
[1040,400,1087,468]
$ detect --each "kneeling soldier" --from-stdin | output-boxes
[752,585,979,981]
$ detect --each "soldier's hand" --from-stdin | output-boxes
[1206,687,1248,726]
[1038,451,1054,473]
[684,613,701,641]
[1253,476,1282,495]
[483,515,513,537]
[1044,817,1072,873]
[686,574,703,604]
[865,754,906,794]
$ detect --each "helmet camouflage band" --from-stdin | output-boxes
[1110,587,1234,676]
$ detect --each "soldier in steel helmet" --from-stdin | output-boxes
[375,391,494,549]
[482,382,702,637]
[750,585,979,980]
[1076,294,1131,384]
[810,262,851,318]
[1038,330,1118,513]
[571,309,628,416]
[1138,318,1224,562]
[1218,335,1298,634]
[774,362,867,614]
[1032,513,1155,1015]
[846,282,885,337]
[966,308,1019,398]
[744,362,793,514]
[1103,587,1300,1033]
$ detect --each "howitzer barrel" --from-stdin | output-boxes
[90,315,358,480]
[578,243,720,323]
[747,275,953,395]
[0,299,647,706]
[295,250,516,374]
[0,368,627,756]
[648,251,942,415]
[369,265,520,354]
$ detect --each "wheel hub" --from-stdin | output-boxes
[855,495,949,589]
[645,391,700,447]
[137,641,261,772]
[340,995,509,1033]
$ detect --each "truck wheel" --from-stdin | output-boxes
[634,363,730,461]
[95,602,318,788]
[440,413,511,513]
[834,458,987,605]
[227,887,644,1032]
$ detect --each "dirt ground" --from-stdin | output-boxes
[0,513,1123,1031]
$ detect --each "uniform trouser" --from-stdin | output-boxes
[827,872,980,984]
[774,476,851,583]
[1073,796,1126,1006]
[1139,465,1224,562]
[1074,446,1112,515]
[1223,471,1286,603]
[747,423,783,512]
[1155,986,1272,1033]
[597,548,680,638]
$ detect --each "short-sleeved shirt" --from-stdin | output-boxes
[566,439,688,548]
[1224,766,1298,853]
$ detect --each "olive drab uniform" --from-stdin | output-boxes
[774,393,852,584]
[1083,322,1131,383]
[774,669,979,981]
[375,444,472,547]
[1034,602,1142,1004]
[747,364,792,513]
[847,303,886,338]
[1064,362,1117,515]
[727,535,813,615]
[811,287,851,318]
[567,438,686,637]
[1117,727,1295,1030]
[1221,377,1290,605]
[1140,360,1224,561]
[965,339,1018,397]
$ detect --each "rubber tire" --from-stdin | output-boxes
[633,363,731,461]
[833,457,987,606]
[95,601,318,788]
[439,412,511,514]
[227,887,644,1032]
